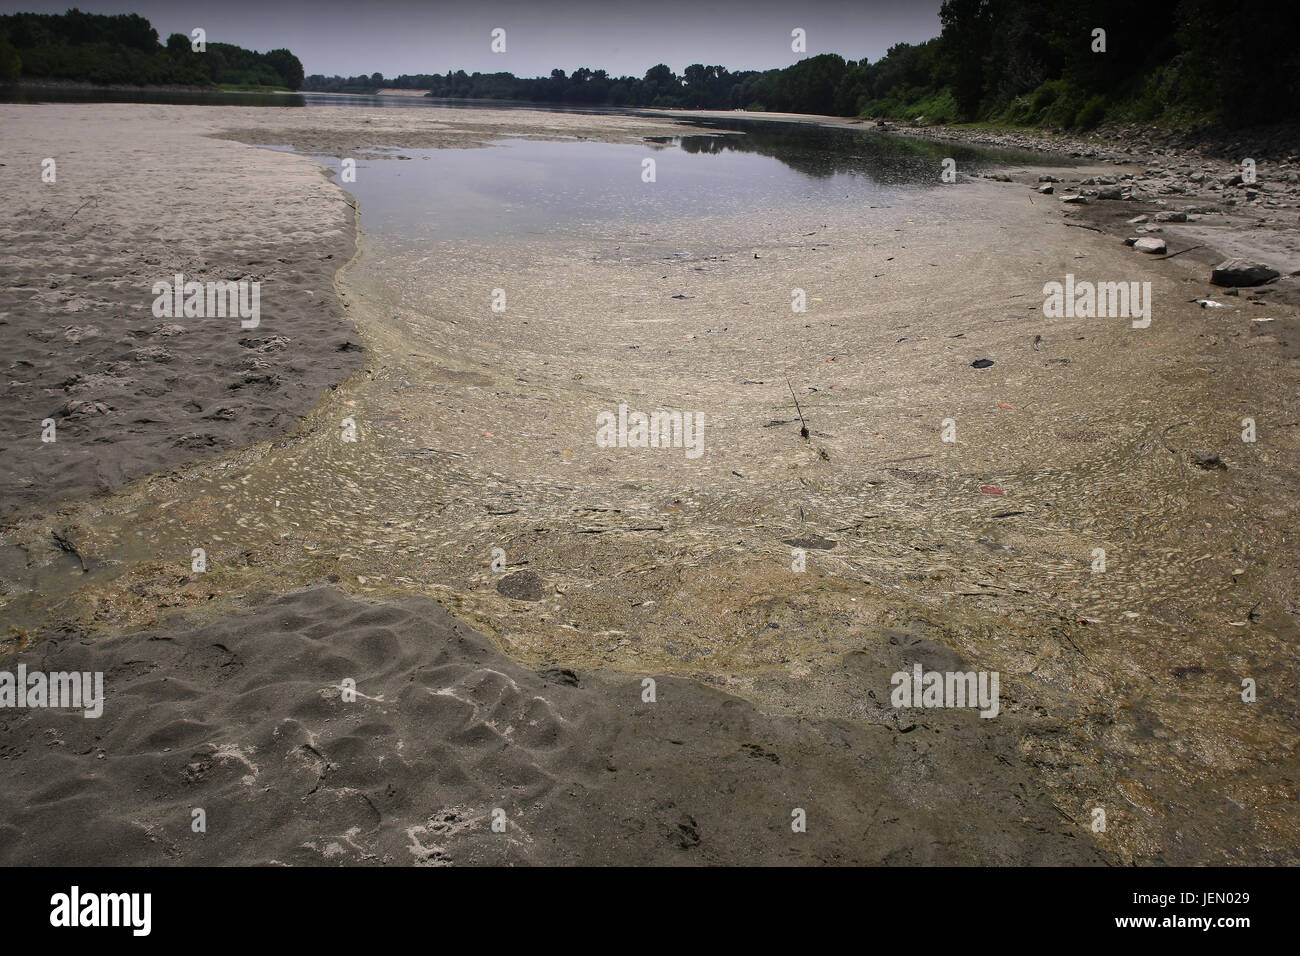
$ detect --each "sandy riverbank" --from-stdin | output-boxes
[1,104,1296,865]
[0,104,364,520]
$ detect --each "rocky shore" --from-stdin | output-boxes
[906,121,1300,309]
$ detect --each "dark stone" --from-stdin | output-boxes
[497,569,548,601]
[971,358,995,369]
[1211,258,1280,287]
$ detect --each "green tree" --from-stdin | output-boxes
[265,48,304,89]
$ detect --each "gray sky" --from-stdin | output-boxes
[3,1,944,78]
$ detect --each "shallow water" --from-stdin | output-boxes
[288,121,1054,241]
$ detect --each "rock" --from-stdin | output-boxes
[1097,186,1125,200]
[1154,211,1187,222]
[1061,195,1088,204]
[1128,214,1150,224]
[1192,452,1227,471]
[1037,183,1055,194]
[1211,258,1280,286]
[1134,237,1167,254]
[971,358,995,369]
[1038,175,1061,183]
[496,570,548,601]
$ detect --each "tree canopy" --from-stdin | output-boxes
[0,9,304,89]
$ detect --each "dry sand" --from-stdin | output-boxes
[1,104,1297,865]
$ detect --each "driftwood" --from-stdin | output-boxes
[1157,244,1205,260]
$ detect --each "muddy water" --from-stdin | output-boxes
[3,119,1297,864]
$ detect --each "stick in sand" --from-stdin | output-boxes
[786,376,809,440]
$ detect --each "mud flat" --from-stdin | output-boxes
[0,584,1099,865]
[0,104,698,522]
[0,104,365,520]
[1,105,1297,865]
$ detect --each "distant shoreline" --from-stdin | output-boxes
[2,78,218,94]
[0,78,296,95]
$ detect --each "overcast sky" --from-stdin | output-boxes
[4,1,944,78]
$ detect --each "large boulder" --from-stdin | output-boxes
[1211,258,1280,286]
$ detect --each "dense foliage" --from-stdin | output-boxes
[0,9,303,89]
[304,0,1296,129]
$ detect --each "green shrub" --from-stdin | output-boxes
[1042,86,1084,129]
[1074,94,1107,130]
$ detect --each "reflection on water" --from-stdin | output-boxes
[656,120,1053,184]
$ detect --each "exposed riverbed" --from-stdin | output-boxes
[2,105,1296,864]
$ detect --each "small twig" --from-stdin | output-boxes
[785,376,809,440]
[58,195,99,230]
[1064,222,1104,233]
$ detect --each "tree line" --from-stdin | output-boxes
[305,0,1294,128]
[3,3,1291,127]
[0,9,304,89]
